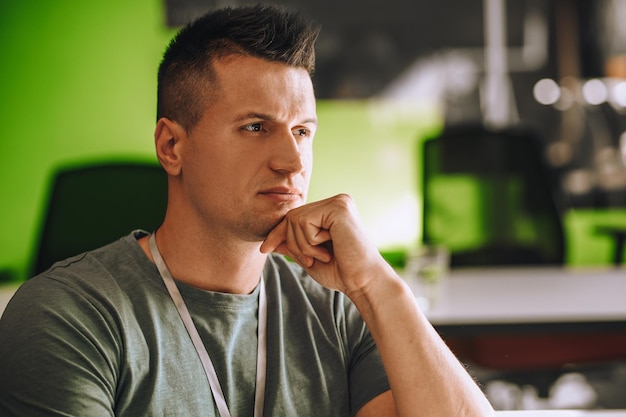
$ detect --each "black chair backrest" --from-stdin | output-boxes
[32,161,168,275]
[421,124,565,267]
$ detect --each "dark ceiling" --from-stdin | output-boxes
[164,0,609,100]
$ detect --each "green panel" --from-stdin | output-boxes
[425,175,486,249]
[563,209,626,266]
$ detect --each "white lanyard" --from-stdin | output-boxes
[148,233,267,417]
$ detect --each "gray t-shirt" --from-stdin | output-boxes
[0,231,389,416]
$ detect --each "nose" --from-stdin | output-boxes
[269,130,306,175]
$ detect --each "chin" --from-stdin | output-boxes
[243,217,283,242]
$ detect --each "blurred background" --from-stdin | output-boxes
[3,0,626,281]
[2,0,626,410]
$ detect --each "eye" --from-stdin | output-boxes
[294,128,310,138]
[243,123,263,132]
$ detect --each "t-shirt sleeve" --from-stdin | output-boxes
[344,299,391,415]
[0,277,119,417]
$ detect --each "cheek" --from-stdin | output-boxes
[300,147,314,193]
[301,142,314,169]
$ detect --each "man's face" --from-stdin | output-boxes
[177,54,318,242]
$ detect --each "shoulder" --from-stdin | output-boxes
[0,231,160,416]
[39,230,154,284]
[25,230,160,299]
[3,230,162,332]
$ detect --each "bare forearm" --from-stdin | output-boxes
[260,195,493,415]
[348,262,494,417]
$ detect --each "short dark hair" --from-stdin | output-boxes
[156,5,320,131]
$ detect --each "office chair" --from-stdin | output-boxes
[421,124,565,268]
[420,124,574,399]
[32,161,168,276]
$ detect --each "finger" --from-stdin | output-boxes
[301,217,332,262]
[285,219,315,267]
[270,241,293,259]
[303,221,332,248]
[292,219,332,264]
[260,219,288,254]
[302,230,332,263]
[260,218,318,268]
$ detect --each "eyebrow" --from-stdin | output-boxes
[236,112,318,126]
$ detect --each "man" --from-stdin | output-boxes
[0,5,494,416]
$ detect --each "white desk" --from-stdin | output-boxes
[412,267,626,374]
[425,267,626,326]
[0,282,20,318]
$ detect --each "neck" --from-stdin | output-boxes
[139,222,268,294]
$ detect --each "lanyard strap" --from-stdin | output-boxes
[148,233,267,417]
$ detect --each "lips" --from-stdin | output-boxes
[258,186,303,202]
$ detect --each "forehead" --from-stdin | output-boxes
[210,54,316,113]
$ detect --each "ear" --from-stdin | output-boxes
[154,117,185,176]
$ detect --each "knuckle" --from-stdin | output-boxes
[334,193,355,211]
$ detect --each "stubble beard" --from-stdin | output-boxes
[238,211,287,243]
